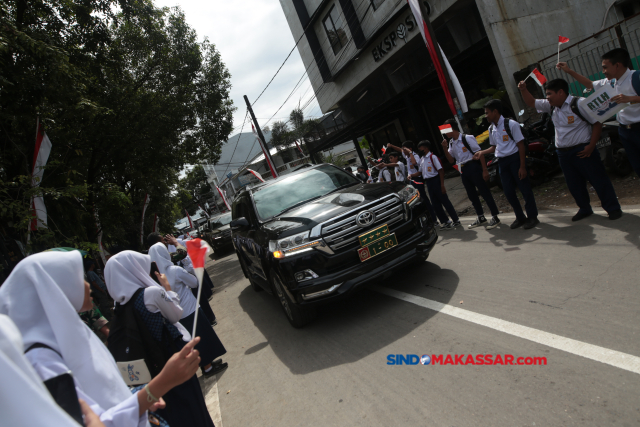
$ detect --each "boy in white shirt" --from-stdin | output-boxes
[408,141,460,230]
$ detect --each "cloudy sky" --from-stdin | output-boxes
[153,0,322,137]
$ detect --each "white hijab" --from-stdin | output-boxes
[148,242,179,286]
[0,314,81,427]
[0,251,131,411]
[105,250,162,304]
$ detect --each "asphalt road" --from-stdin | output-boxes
[201,206,640,427]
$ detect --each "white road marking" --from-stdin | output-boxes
[372,286,640,375]
[201,374,223,427]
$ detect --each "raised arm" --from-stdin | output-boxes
[517,81,536,108]
[556,62,593,90]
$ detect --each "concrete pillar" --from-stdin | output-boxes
[353,137,367,167]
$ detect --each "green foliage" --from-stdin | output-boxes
[359,137,370,150]
[0,0,234,253]
[318,152,348,168]
[179,164,211,215]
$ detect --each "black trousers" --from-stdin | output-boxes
[460,160,499,217]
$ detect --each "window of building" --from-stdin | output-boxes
[323,5,348,55]
[370,0,386,10]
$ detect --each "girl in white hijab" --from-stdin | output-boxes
[105,250,215,427]
[0,251,200,427]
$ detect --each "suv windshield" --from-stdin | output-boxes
[251,165,359,220]
[210,213,232,229]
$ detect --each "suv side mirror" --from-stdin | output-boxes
[230,217,250,231]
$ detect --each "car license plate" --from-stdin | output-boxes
[358,224,390,246]
[358,234,398,262]
[596,136,611,149]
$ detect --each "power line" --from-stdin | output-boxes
[220,110,249,180]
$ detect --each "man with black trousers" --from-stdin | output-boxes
[518,78,622,221]
[440,118,501,229]
[474,100,539,230]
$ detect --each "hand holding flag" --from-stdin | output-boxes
[439,124,453,135]
[185,238,212,338]
[526,68,547,86]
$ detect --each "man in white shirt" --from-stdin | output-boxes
[557,48,640,178]
[519,78,622,221]
[474,100,539,230]
[379,151,406,182]
[440,118,501,229]
[409,141,460,230]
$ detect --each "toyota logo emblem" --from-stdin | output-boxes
[356,210,376,227]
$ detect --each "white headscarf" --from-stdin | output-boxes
[105,250,162,304]
[0,314,81,427]
[148,242,178,287]
[0,251,131,411]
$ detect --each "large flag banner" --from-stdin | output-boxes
[578,85,629,123]
[30,119,52,230]
[198,204,210,219]
[295,140,305,158]
[216,185,231,211]
[407,0,457,117]
[439,45,468,113]
[139,194,150,245]
[152,214,160,233]
[252,123,278,179]
[247,169,265,182]
[185,238,212,338]
[185,209,194,229]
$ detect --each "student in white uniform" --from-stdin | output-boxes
[0,313,101,427]
[557,48,640,178]
[378,151,406,182]
[409,141,461,230]
[0,251,199,427]
[149,243,227,378]
[440,118,501,229]
[519,78,622,221]
[474,99,540,230]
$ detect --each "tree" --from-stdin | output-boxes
[179,165,212,213]
[0,0,235,255]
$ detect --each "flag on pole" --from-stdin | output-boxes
[185,238,212,338]
[30,119,52,231]
[439,124,453,135]
[252,123,278,179]
[246,169,265,182]
[295,140,305,158]
[198,204,210,219]
[152,214,160,233]
[185,209,194,229]
[407,0,457,117]
[527,69,548,86]
[216,185,231,211]
[139,194,151,245]
[439,45,468,113]
[558,36,570,45]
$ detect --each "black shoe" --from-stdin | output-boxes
[572,211,593,222]
[523,217,540,230]
[203,362,228,378]
[608,209,622,220]
[468,215,487,229]
[486,216,501,230]
[211,320,217,327]
[510,218,525,229]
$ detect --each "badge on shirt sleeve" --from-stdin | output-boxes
[502,135,509,142]
[568,116,574,124]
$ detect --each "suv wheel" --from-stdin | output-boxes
[238,254,263,292]
[270,272,316,328]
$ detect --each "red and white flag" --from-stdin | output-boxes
[252,123,278,179]
[439,124,453,135]
[216,185,231,211]
[30,119,52,230]
[528,69,547,86]
[558,36,570,45]
[295,140,305,158]
[139,194,150,245]
[198,204,210,219]
[185,238,212,337]
[152,214,160,233]
[185,209,194,229]
[247,169,265,182]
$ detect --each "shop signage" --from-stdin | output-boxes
[372,15,416,62]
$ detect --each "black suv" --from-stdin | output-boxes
[203,212,234,255]
[230,164,437,327]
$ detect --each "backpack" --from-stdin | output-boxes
[448,134,479,163]
[632,70,640,95]
[550,97,589,124]
[107,289,175,385]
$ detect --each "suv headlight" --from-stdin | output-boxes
[268,231,322,258]
[397,185,419,206]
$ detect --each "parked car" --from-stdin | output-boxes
[230,163,438,328]
[203,213,234,255]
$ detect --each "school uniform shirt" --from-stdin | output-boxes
[419,152,442,179]
[403,152,422,181]
[535,96,597,148]
[448,134,481,166]
[489,116,524,158]
[592,68,640,125]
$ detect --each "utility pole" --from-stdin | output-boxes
[417,2,467,132]
[244,95,279,178]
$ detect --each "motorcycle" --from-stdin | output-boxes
[596,121,633,176]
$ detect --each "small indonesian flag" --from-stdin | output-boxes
[558,36,570,45]
[381,145,387,154]
[247,169,265,182]
[185,238,212,337]
[439,124,453,135]
[528,68,547,86]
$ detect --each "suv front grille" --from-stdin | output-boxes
[321,195,405,251]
